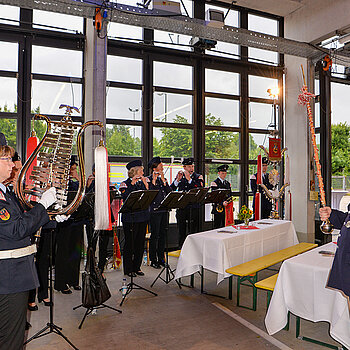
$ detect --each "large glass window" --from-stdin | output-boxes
[106,88,142,120]
[153,127,192,158]
[32,46,82,77]
[106,124,142,157]
[205,97,239,127]
[205,69,239,95]
[0,77,17,112]
[154,93,192,124]
[108,23,143,42]
[249,75,278,99]
[32,10,84,33]
[32,81,82,115]
[249,102,277,129]
[249,133,269,160]
[0,5,19,25]
[107,56,142,84]
[0,41,18,71]
[248,14,279,65]
[154,62,193,90]
[205,164,240,192]
[0,119,16,147]
[205,131,239,159]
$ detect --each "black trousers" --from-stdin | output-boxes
[122,221,147,275]
[149,212,168,264]
[213,212,225,229]
[0,291,28,350]
[55,221,83,291]
[86,223,111,273]
[176,207,200,248]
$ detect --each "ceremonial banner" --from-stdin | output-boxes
[225,202,234,226]
[268,137,282,162]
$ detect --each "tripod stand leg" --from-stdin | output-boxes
[78,308,92,329]
[100,303,122,313]
[52,324,79,350]
[23,324,50,345]
[133,282,158,296]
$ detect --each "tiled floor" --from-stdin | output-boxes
[24,257,343,350]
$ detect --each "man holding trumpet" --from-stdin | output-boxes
[171,158,204,247]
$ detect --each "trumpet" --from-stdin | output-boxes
[216,196,235,213]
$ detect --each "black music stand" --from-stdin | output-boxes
[24,222,79,350]
[119,190,159,306]
[187,188,209,234]
[150,191,196,288]
[204,189,230,229]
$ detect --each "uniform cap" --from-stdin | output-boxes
[182,157,194,165]
[217,164,228,172]
[0,132,7,146]
[262,157,269,165]
[148,156,161,169]
[126,159,142,170]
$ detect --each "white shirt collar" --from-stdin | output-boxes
[0,183,6,193]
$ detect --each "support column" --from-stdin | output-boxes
[284,56,315,242]
[84,19,107,174]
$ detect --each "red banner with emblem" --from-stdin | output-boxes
[225,202,234,226]
[269,137,282,162]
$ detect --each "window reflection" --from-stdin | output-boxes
[106,88,142,120]
[0,41,18,71]
[205,97,239,127]
[32,81,82,115]
[106,124,142,157]
[154,93,192,123]
[32,46,82,77]
[205,69,239,95]
[153,127,192,158]
[205,131,239,160]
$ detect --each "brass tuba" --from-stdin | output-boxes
[16,105,103,216]
[215,196,235,213]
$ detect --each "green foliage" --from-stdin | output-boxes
[331,122,350,175]
[106,125,141,156]
[237,205,253,221]
[0,118,16,147]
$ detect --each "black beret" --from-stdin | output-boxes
[217,164,228,172]
[148,156,161,169]
[182,157,194,165]
[0,132,7,146]
[12,152,20,162]
[262,157,269,165]
[126,159,142,170]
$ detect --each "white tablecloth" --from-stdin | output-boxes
[174,219,299,283]
[265,242,350,348]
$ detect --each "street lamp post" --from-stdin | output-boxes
[128,107,138,139]
[157,93,168,122]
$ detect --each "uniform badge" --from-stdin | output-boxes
[345,221,350,228]
[0,208,10,221]
[0,192,5,201]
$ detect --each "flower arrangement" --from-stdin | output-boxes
[237,205,253,225]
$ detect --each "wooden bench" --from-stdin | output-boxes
[255,273,279,307]
[225,242,318,310]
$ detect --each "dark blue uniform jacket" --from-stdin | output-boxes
[147,175,172,213]
[211,177,232,214]
[119,178,150,223]
[0,188,50,294]
[250,172,273,213]
[327,209,350,296]
[170,172,204,209]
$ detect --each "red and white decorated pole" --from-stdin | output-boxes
[254,154,262,220]
[298,65,333,233]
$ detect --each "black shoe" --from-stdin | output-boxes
[158,261,166,267]
[60,289,72,294]
[126,272,137,277]
[150,262,161,269]
[38,298,53,307]
[136,271,145,276]
[25,321,32,330]
[71,285,82,291]
[28,304,38,311]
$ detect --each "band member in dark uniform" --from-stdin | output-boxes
[0,140,57,350]
[120,160,150,277]
[55,156,84,293]
[171,157,204,247]
[147,157,172,269]
[210,164,232,229]
[250,157,273,219]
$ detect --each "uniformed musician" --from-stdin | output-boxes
[320,206,350,297]
[210,164,232,229]
[0,138,58,349]
[147,157,172,269]
[250,157,273,219]
[171,157,204,247]
[119,160,150,277]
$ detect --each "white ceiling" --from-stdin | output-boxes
[218,0,311,17]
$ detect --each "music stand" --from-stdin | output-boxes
[24,223,78,350]
[119,190,159,306]
[204,189,230,229]
[150,191,196,288]
[187,188,209,234]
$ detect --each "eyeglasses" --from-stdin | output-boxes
[0,157,13,163]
